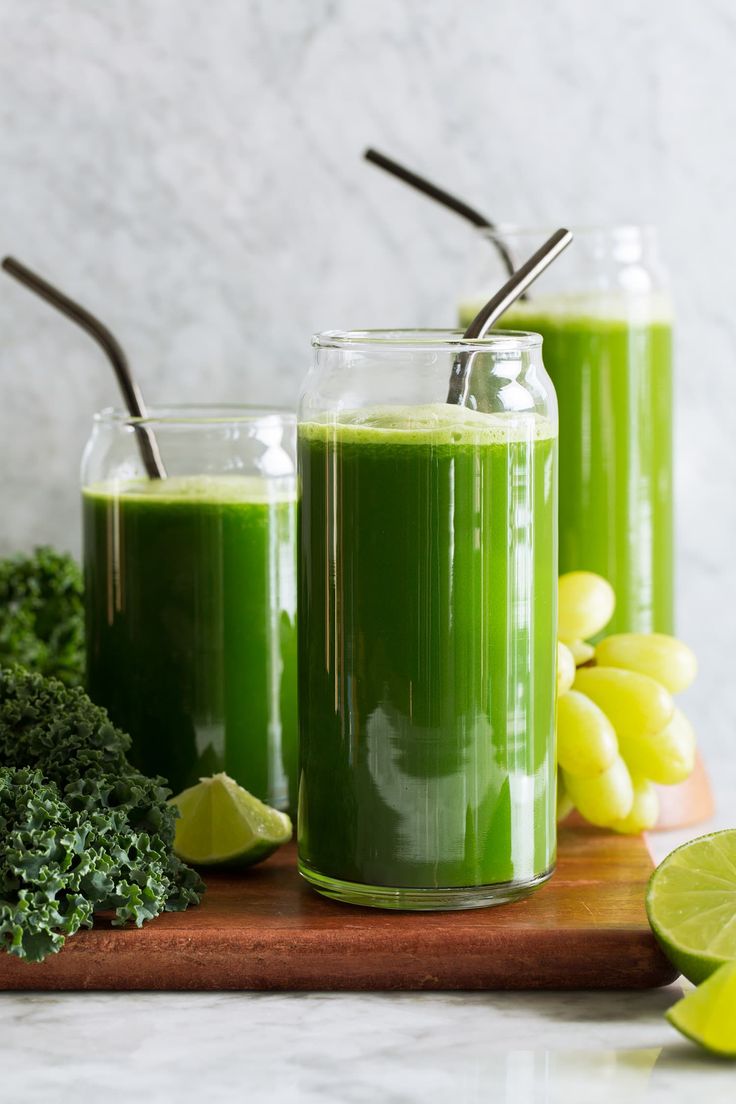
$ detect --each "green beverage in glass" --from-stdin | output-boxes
[460,226,673,635]
[298,330,558,910]
[82,407,298,809]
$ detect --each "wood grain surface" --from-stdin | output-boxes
[0,826,677,991]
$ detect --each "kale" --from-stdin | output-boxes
[0,547,85,686]
[0,667,204,963]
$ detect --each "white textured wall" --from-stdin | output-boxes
[1,1,734,805]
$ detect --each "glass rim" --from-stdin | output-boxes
[93,403,297,428]
[312,328,543,351]
[478,222,657,242]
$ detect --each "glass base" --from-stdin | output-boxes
[298,860,555,911]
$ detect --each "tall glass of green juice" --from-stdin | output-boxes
[82,406,297,810]
[298,330,558,910]
[460,225,673,635]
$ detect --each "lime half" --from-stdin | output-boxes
[170,772,292,868]
[667,962,736,1056]
[646,830,736,984]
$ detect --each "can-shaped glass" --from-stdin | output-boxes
[298,330,558,909]
[82,405,298,809]
[460,225,673,635]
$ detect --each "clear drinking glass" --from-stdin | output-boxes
[460,225,673,635]
[82,405,298,810]
[298,330,558,910]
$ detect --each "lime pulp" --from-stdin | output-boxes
[646,830,736,984]
[170,772,292,868]
[667,962,736,1056]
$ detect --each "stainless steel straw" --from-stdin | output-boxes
[2,256,166,479]
[364,147,517,280]
[446,228,573,405]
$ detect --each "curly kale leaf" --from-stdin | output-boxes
[0,668,204,962]
[0,548,85,686]
[0,666,134,782]
[0,768,95,961]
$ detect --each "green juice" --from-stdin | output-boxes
[459,297,674,634]
[83,475,297,808]
[298,404,557,901]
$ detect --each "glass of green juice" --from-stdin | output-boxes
[82,405,298,810]
[297,330,558,909]
[460,225,673,635]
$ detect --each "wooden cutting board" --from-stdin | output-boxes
[0,826,676,991]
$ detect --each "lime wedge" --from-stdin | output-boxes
[646,830,736,984]
[170,772,292,868]
[667,962,736,1056]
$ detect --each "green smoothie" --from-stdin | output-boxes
[298,404,557,900]
[83,475,297,808]
[459,296,674,634]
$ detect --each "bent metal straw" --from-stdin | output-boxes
[2,256,166,479]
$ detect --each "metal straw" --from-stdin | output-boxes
[1,257,166,479]
[364,147,517,280]
[446,228,573,405]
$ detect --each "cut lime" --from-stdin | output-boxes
[667,962,736,1056]
[170,772,292,868]
[646,830,736,984]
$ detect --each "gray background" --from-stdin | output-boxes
[1,1,733,804]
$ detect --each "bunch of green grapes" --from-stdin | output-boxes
[556,572,698,834]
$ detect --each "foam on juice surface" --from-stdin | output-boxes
[459,291,673,328]
[299,402,555,445]
[83,473,296,505]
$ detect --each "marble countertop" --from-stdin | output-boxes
[2,821,732,1104]
[3,985,734,1103]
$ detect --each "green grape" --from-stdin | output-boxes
[557,690,618,777]
[563,755,634,827]
[567,638,595,667]
[557,642,576,696]
[594,633,697,695]
[557,769,574,822]
[574,666,674,744]
[559,571,616,643]
[610,776,660,834]
[619,707,696,785]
